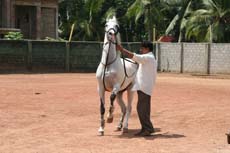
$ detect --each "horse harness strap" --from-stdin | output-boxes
[121,55,138,78]
[102,40,124,92]
[101,29,138,92]
[102,42,111,92]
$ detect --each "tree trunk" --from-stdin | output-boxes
[148,6,153,41]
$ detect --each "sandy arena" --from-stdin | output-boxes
[0,73,230,153]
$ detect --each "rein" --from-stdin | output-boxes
[102,41,115,91]
[122,56,138,78]
[101,28,138,92]
[100,27,119,66]
[100,42,117,66]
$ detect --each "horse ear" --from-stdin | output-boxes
[114,16,118,22]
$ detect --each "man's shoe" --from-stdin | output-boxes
[139,130,152,136]
[149,128,155,133]
[134,130,152,137]
[134,130,144,136]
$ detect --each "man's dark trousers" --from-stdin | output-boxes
[137,90,154,132]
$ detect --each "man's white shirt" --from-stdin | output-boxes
[132,52,157,96]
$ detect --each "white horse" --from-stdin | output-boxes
[96,16,138,136]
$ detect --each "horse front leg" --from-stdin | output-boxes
[98,97,105,135]
[98,86,105,136]
[106,93,116,123]
[107,84,120,123]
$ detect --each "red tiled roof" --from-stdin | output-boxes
[158,36,174,42]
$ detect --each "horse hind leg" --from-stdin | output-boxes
[123,89,134,133]
[106,93,116,123]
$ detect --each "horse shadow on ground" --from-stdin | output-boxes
[115,128,185,140]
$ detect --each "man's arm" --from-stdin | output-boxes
[116,44,134,59]
[116,44,150,64]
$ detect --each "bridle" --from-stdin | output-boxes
[105,27,119,44]
[101,23,138,91]
[100,27,119,66]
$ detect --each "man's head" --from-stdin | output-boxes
[140,41,153,54]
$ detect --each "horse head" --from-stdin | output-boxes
[105,16,120,44]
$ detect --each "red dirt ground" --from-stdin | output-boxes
[0,73,230,153]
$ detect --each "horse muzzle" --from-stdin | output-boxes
[107,33,115,42]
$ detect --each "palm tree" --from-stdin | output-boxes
[185,0,230,42]
[164,0,194,42]
[59,0,105,41]
[126,0,164,41]
[77,0,105,41]
[59,0,82,40]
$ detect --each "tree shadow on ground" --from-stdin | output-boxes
[115,128,185,140]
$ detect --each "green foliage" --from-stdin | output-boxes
[126,0,165,41]
[58,0,230,42]
[164,0,194,42]
[59,0,105,41]
[4,32,23,40]
[185,0,230,42]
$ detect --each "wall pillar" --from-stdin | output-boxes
[10,0,15,28]
[6,0,11,27]
[55,7,58,38]
[206,43,211,74]
[36,6,41,39]
[2,0,11,27]
[180,43,184,73]
[157,43,161,71]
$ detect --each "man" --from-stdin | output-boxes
[116,41,157,136]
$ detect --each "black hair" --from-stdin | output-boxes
[141,41,153,51]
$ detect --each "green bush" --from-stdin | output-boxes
[4,32,23,40]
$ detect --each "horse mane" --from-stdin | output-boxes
[116,32,121,45]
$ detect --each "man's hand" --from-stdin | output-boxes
[116,44,123,52]
[116,44,134,59]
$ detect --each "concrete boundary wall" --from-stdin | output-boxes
[157,43,181,72]
[157,43,230,74]
[210,44,230,74]
[0,40,229,74]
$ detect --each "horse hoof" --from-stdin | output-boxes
[116,124,122,131]
[98,131,104,136]
[116,127,122,131]
[98,127,104,136]
[107,117,113,123]
[123,128,128,133]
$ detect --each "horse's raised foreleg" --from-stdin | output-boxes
[123,89,134,133]
[107,84,120,123]
[106,93,116,123]
[116,91,126,131]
